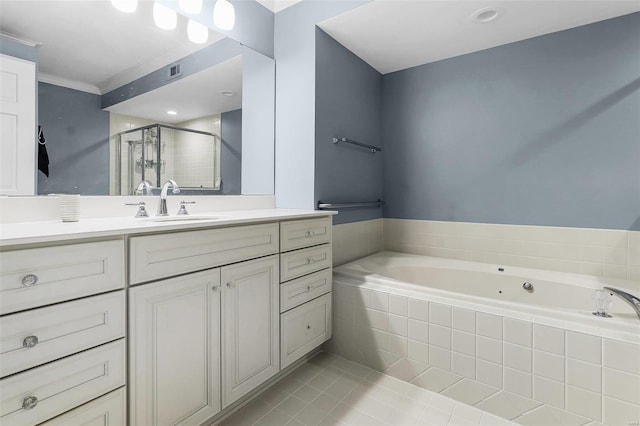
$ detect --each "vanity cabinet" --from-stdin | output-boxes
[279,217,333,369]
[129,269,221,426]
[0,238,126,426]
[0,213,333,426]
[222,255,279,407]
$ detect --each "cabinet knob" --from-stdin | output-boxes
[22,395,38,410]
[306,230,315,237]
[21,274,38,287]
[306,325,311,330]
[211,286,219,292]
[23,336,39,348]
[307,258,315,264]
[226,282,234,288]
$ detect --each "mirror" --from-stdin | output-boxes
[0,0,275,196]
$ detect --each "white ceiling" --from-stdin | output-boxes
[256,0,302,13]
[105,55,243,123]
[0,0,225,94]
[318,0,640,74]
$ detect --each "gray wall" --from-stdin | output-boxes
[315,29,383,225]
[382,12,640,231]
[38,82,110,195]
[221,108,242,195]
[274,0,368,210]
[0,36,38,62]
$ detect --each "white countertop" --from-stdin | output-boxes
[0,209,336,247]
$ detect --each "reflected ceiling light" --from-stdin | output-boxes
[111,0,138,13]
[472,7,499,23]
[220,90,236,97]
[153,2,177,30]
[167,110,177,115]
[187,19,208,44]
[213,0,235,31]
[179,0,203,14]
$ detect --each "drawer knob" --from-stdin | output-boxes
[306,325,311,330]
[23,336,39,348]
[21,274,39,287]
[22,395,38,410]
[307,258,315,264]
[306,230,315,237]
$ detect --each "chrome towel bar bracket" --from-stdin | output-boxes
[332,137,382,153]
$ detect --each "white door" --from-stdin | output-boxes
[0,54,35,195]
[222,255,279,407]
[129,269,221,426]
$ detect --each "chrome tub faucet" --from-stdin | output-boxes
[604,287,640,320]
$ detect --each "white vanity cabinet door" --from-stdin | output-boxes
[280,268,332,312]
[129,269,221,426]
[281,293,332,369]
[222,255,279,408]
[129,223,279,284]
[280,217,332,252]
[0,291,125,377]
[280,244,332,282]
[0,339,125,426]
[0,240,125,315]
[41,387,126,426]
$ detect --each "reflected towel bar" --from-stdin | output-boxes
[317,200,385,210]
[332,137,382,153]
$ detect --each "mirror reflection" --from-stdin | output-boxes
[0,0,274,196]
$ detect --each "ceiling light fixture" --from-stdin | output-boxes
[472,7,499,23]
[179,0,203,14]
[153,2,177,30]
[187,19,208,44]
[213,0,235,31]
[111,0,138,13]
[167,110,177,115]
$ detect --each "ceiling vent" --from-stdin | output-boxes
[169,64,181,79]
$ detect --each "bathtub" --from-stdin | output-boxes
[329,251,640,425]
[334,251,640,342]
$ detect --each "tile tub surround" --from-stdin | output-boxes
[326,281,640,425]
[221,351,516,426]
[333,219,384,266]
[383,219,640,283]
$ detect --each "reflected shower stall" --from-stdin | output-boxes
[115,124,221,195]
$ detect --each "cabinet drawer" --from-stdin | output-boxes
[280,244,332,282]
[280,217,332,251]
[280,269,332,313]
[0,339,126,426]
[0,291,125,377]
[0,240,124,315]
[281,293,332,369]
[129,223,279,284]
[41,387,126,426]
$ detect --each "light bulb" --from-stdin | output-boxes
[187,19,209,44]
[179,0,202,14]
[213,0,235,31]
[153,2,177,30]
[111,0,138,13]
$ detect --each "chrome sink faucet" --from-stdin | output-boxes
[135,180,153,195]
[604,287,640,320]
[157,180,180,216]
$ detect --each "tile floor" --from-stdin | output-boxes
[220,352,602,426]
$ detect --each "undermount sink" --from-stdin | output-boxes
[143,215,228,223]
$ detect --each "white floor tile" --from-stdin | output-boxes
[442,379,500,405]
[475,391,541,420]
[515,405,589,426]
[412,367,464,393]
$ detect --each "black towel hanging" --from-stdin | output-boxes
[38,125,50,177]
